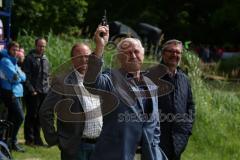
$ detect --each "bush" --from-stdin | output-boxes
[181,50,240,159]
[218,56,240,78]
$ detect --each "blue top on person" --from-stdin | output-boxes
[0,42,26,97]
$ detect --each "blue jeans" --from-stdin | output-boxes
[2,96,24,144]
[61,142,95,160]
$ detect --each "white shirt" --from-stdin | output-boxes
[74,70,103,139]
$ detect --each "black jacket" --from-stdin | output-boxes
[39,71,85,156]
[23,49,50,94]
[40,70,118,156]
[146,64,195,159]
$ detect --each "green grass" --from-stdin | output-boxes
[181,51,240,160]
[11,127,60,160]
[182,82,240,160]
[10,34,240,160]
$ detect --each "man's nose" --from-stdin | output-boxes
[82,56,89,63]
[129,51,136,58]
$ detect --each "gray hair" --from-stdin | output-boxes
[162,39,183,52]
[117,38,144,54]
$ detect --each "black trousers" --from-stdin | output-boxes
[61,142,96,160]
[24,93,46,144]
[161,138,181,160]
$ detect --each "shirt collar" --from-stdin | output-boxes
[74,69,84,83]
[33,52,44,58]
[118,68,147,84]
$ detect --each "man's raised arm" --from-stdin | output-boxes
[84,25,109,84]
[93,25,109,58]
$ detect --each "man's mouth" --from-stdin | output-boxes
[169,57,178,62]
[128,60,140,63]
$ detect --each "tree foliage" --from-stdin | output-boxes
[9,0,240,45]
[11,0,88,36]
[84,0,240,45]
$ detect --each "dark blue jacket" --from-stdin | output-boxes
[40,69,119,157]
[146,64,195,159]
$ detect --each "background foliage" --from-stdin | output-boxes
[11,0,88,37]
[10,0,240,45]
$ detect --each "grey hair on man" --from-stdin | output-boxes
[162,39,183,52]
[117,38,145,54]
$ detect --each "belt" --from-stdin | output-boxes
[81,138,98,144]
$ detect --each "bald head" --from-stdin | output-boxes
[35,38,47,55]
[71,43,91,57]
[71,43,91,74]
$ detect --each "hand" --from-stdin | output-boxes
[94,25,109,58]
[19,56,25,63]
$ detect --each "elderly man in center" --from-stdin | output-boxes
[84,25,167,160]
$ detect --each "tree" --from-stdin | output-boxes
[84,0,240,45]
[11,0,88,36]
[10,0,240,45]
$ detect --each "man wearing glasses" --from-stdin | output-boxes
[146,39,195,160]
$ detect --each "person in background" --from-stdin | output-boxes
[0,41,26,152]
[23,38,50,146]
[146,39,195,160]
[16,47,25,68]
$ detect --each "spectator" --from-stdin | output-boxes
[146,39,195,160]
[23,38,50,146]
[16,47,25,68]
[0,41,26,152]
[201,45,210,63]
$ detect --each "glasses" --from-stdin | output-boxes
[164,49,182,55]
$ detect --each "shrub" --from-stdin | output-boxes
[218,56,240,78]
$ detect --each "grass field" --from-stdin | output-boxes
[8,34,240,160]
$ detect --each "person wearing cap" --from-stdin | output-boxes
[146,39,195,160]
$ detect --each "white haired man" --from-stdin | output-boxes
[84,25,167,160]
